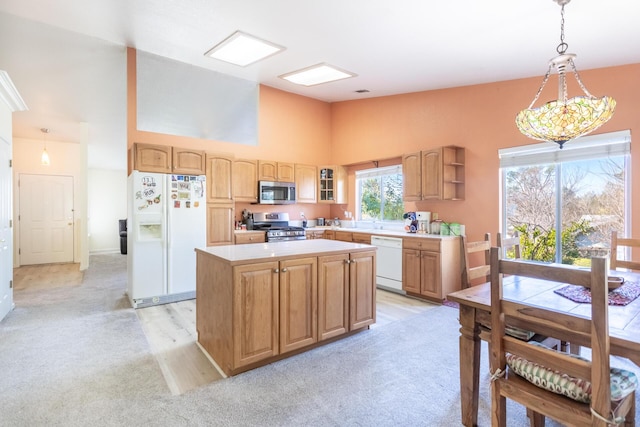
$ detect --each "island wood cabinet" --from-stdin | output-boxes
[403,146,465,201]
[233,159,258,202]
[258,161,295,182]
[295,164,318,204]
[402,237,461,302]
[317,250,376,340]
[232,257,319,365]
[196,242,376,376]
[318,165,348,204]
[130,143,205,175]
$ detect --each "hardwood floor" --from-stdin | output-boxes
[13,263,437,395]
[13,262,83,290]
[137,289,438,394]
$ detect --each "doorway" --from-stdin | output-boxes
[18,174,74,265]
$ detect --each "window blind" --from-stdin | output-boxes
[355,164,402,179]
[499,130,631,168]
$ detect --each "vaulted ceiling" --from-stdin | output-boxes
[1,0,639,169]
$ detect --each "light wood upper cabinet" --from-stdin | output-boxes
[205,153,233,204]
[132,143,172,173]
[402,151,422,201]
[421,148,442,200]
[258,161,295,182]
[403,146,465,201]
[295,164,317,204]
[233,159,258,202]
[442,146,465,201]
[172,148,205,175]
[318,165,347,204]
[132,143,205,175]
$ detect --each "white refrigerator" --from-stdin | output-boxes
[127,171,206,308]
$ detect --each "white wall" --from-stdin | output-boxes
[12,136,85,266]
[88,169,127,253]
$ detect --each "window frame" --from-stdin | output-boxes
[499,130,631,264]
[355,164,403,223]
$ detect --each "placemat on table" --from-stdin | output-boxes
[553,281,640,306]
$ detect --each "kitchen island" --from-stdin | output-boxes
[195,239,377,376]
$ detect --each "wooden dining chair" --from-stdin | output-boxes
[489,248,637,426]
[461,233,491,289]
[610,230,640,271]
[497,231,521,259]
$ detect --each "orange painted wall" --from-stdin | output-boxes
[126,48,334,222]
[329,63,640,243]
[128,48,640,239]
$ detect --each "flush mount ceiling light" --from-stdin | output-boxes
[515,0,616,149]
[204,31,285,67]
[279,63,357,86]
[40,128,50,166]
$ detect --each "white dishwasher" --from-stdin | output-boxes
[371,236,404,294]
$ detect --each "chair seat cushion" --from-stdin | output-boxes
[506,345,637,403]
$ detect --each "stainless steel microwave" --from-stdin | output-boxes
[258,181,296,204]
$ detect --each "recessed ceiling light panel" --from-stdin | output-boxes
[205,31,285,67]
[279,63,357,86]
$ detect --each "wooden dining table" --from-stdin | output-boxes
[447,269,640,427]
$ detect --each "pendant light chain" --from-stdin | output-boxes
[556,4,568,55]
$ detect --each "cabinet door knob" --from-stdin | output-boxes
[415,252,420,258]
[274,268,279,273]
[344,259,351,264]
[281,268,288,272]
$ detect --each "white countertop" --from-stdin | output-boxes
[196,239,376,264]
[233,226,460,240]
[308,226,460,240]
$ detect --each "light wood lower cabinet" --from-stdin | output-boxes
[402,237,461,302]
[305,230,325,240]
[234,231,266,245]
[196,247,376,376]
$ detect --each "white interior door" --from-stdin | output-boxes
[0,141,12,321]
[19,174,74,265]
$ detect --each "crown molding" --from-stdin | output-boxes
[0,70,28,112]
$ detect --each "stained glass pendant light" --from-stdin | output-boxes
[515,0,616,148]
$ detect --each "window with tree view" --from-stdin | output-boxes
[501,131,630,266]
[356,165,403,222]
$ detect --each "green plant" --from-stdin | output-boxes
[514,219,593,264]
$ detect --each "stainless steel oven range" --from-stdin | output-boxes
[251,212,306,242]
